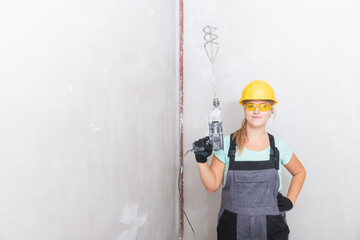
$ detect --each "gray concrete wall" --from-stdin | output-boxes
[0,0,178,239]
[183,0,360,239]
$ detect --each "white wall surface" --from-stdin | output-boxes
[2,0,360,239]
[183,0,360,239]
[0,0,178,239]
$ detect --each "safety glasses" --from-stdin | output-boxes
[244,102,272,112]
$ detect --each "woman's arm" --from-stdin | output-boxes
[284,153,306,205]
[198,155,225,193]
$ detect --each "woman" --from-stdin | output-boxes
[193,80,306,240]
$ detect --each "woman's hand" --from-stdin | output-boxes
[277,193,293,211]
[193,136,213,163]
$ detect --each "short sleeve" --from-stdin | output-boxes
[213,135,230,164]
[274,136,293,165]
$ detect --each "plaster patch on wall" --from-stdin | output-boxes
[117,203,147,240]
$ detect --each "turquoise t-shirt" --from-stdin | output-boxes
[213,134,293,192]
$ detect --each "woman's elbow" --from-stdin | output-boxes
[302,168,307,179]
[300,164,306,175]
[205,184,221,193]
[296,167,306,180]
[206,188,216,193]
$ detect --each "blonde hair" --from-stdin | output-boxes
[232,118,248,154]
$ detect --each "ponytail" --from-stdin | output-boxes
[232,118,248,154]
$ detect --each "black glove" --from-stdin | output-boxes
[193,136,212,163]
[277,193,293,212]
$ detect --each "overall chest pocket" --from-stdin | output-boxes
[233,171,275,208]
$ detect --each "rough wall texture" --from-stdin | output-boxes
[183,0,360,239]
[0,0,178,239]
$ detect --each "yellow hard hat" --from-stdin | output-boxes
[239,80,278,106]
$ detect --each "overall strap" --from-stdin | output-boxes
[228,133,237,163]
[228,133,280,170]
[268,133,280,170]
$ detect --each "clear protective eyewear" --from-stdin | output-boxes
[244,102,272,112]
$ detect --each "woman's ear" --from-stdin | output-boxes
[271,107,276,115]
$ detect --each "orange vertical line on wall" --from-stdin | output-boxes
[179,0,184,238]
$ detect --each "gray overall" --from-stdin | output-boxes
[217,133,290,240]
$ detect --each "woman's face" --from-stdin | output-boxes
[244,100,274,128]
